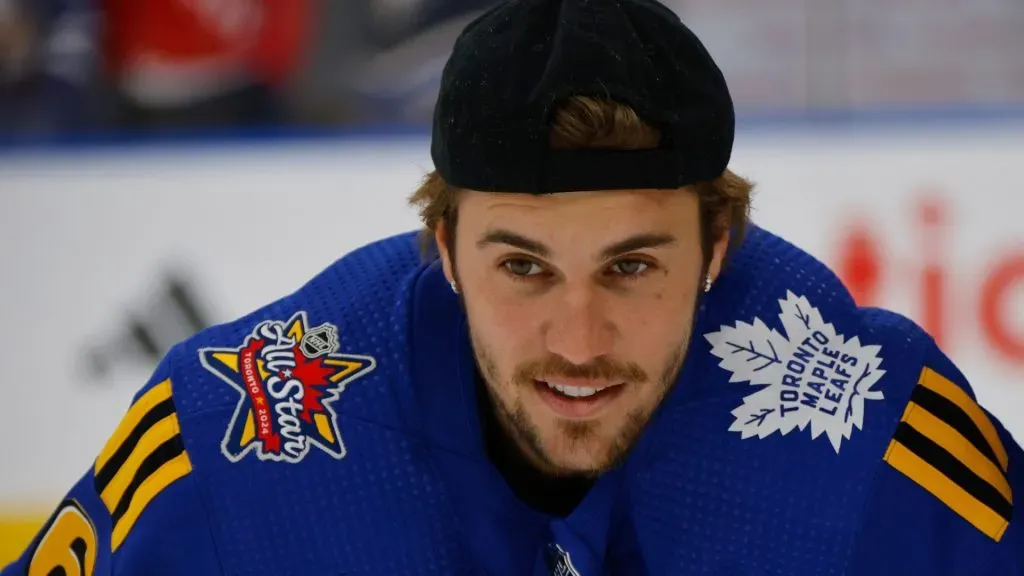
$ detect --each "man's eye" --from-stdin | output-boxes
[504,259,543,276]
[611,260,649,276]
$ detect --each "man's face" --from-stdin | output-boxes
[438,187,726,477]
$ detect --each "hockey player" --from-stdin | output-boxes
[4,0,1022,573]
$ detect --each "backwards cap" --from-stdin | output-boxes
[431,0,734,194]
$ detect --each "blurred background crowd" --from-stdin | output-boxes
[1,0,1022,141]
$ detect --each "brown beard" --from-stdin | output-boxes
[472,328,689,477]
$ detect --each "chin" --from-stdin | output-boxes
[540,428,620,476]
[540,455,607,477]
[543,406,654,475]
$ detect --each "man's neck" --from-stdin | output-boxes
[476,376,594,517]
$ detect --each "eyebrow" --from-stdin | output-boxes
[599,233,677,260]
[476,228,677,261]
[477,229,551,257]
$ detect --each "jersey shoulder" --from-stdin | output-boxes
[847,337,1020,575]
[629,226,1018,574]
[617,226,956,575]
[739,227,1016,495]
[883,341,1014,541]
[3,350,222,575]
[727,225,1007,450]
[165,231,425,462]
[704,225,938,445]
[4,232,429,576]
[731,228,1020,572]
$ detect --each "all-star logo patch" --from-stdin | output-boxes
[704,291,886,453]
[199,311,376,463]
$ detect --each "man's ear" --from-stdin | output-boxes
[435,221,455,286]
[706,216,731,284]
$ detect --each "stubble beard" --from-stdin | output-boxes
[471,326,690,478]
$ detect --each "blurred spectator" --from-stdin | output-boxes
[2,0,1023,137]
[101,0,313,131]
[0,0,101,137]
[301,0,496,126]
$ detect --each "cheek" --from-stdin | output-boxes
[467,269,547,330]
[465,288,547,377]
[470,290,541,337]
[615,291,695,362]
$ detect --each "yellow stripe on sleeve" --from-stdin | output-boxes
[885,440,1010,542]
[919,368,1008,472]
[902,403,1012,504]
[110,451,193,552]
[95,380,173,473]
[98,414,182,513]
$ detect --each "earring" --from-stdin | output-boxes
[450,280,459,294]
[703,275,713,293]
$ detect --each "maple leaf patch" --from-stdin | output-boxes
[704,291,885,453]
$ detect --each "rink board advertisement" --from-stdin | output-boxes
[1,123,1023,561]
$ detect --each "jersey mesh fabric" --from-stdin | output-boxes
[170,233,468,575]
[622,227,931,575]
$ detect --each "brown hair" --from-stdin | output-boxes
[409,96,753,270]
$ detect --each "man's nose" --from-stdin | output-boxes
[543,285,615,366]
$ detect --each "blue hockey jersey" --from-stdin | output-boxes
[4,225,1021,575]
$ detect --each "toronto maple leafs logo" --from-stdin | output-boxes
[199,311,376,463]
[704,291,886,453]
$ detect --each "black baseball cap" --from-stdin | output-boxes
[430,0,735,194]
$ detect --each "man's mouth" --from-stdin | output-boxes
[534,379,626,419]
[545,381,615,397]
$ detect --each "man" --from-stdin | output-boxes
[4,0,1022,573]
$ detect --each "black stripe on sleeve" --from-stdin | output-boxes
[94,398,175,494]
[110,435,185,526]
[893,422,1012,522]
[910,386,1002,471]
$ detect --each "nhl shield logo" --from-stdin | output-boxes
[300,323,339,359]
[546,544,581,576]
[199,311,377,463]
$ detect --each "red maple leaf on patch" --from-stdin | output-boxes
[289,345,336,423]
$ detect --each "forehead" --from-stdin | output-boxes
[458,188,699,234]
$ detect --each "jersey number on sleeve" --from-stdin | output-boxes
[25,499,97,576]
